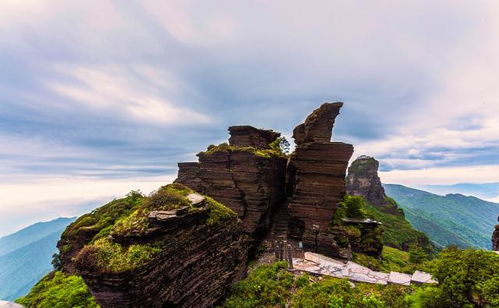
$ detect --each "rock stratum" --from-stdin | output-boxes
[49,103,384,308]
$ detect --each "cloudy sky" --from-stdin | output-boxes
[1,0,499,235]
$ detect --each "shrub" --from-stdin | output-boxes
[16,271,99,308]
[421,247,499,307]
[269,137,291,155]
[76,238,161,273]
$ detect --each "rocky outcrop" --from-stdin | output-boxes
[49,102,386,308]
[175,127,287,235]
[293,103,342,145]
[493,224,499,251]
[228,125,280,149]
[346,156,387,208]
[77,201,248,308]
[287,103,356,257]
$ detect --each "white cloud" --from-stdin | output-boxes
[48,65,211,125]
[0,174,176,236]
[380,165,499,186]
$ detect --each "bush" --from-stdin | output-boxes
[420,247,499,307]
[342,195,367,219]
[75,238,161,273]
[269,137,290,155]
[16,271,99,308]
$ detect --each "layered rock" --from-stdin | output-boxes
[75,187,248,308]
[287,102,355,257]
[175,127,287,235]
[228,125,280,149]
[346,156,387,207]
[493,224,499,251]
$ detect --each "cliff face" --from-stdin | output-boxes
[175,126,287,235]
[346,156,387,208]
[69,185,247,308]
[76,198,247,307]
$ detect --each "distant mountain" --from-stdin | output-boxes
[384,184,499,249]
[422,182,499,201]
[0,217,75,301]
[0,218,75,257]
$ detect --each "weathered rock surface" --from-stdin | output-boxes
[288,103,355,257]
[52,103,387,308]
[175,127,287,235]
[228,125,280,149]
[77,207,248,308]
[346,156,388,208]
[493,224,499,251]
[293,102,343,145]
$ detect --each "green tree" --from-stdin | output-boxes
[409,245,428,264]
[414,248,499,307]
[341,195,367,219]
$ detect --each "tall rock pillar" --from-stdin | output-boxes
[287,103,354,257]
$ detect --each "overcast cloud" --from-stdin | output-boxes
[1,0,499,235]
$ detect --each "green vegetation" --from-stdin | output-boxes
[354,246,414,273]
[223,248,499,308]
[62,190,145,242]
[384,184,499,249]
[269,136,291,155]
[16,271,99,308]
[72,183,235,273]
[408,247,499,307]
[220,261,412,307]
[112,184,236,236]
[364,202,434,253]
[75,238,161,273]
[205,196,237,225]
[331,195,367,224]
[201,142,287,158]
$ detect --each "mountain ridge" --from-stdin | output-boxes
[384,183,499,249]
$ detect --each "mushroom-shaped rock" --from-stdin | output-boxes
[293,102,343,145]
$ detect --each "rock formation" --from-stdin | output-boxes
[76,196,248,308]
[228,125,280,149]
[493,224,499,251]
[346,156,387,207]
[175,125,287,235]
[50,103,384,308]
[287,103,355,256]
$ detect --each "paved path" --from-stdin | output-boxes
[292,252,437,286]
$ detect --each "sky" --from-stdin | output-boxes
[1,0,499,235]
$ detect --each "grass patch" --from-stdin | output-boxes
[16,271,99,308]
[220,261,413,308]
[62,190,145,242]
[76,238,161,273]
[201,142,286,158]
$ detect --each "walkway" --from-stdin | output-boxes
[292,252,437,286]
